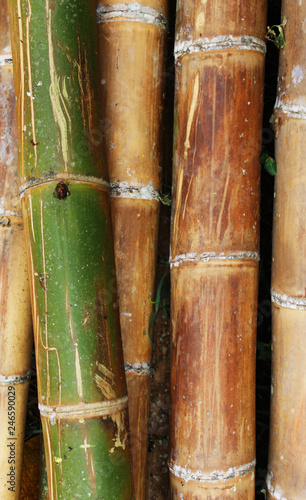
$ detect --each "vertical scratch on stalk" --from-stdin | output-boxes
[172,166,184,248]
[77,35,93,134]
[184,74,199,159]
[25,0,38,173]
[65,285,84,401]
[216,167,230,240]
[81,432,96,494]
[217,75,230,240]
[26,226,40,387]
[39,194,62,407]
[209,72,216,240]
[45,0,70,171]
[44,420,56,500]
[182,102,200,221]
[214,282,224,450]
[39,194,50,402]
[172,76,199,246]
[28,192,36,243]
[16,0,25,180]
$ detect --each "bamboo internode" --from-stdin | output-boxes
[170,1,267,498]
[267,2,306,499]
[8,0,133,497]
[0,4,33,498]
[97,1,167,497]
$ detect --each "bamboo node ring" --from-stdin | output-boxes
[96,3,167,29]
[0,370,32,385]
[170,251,260,267]
[271,289,306,310]
[39,395,128,420]
[0,53,13,66]
[19,174,110,197]
[169,459,256,483]
[110,181,160,201]
[124,361,151,375]
[174,35,266,59]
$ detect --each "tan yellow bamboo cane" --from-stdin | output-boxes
[169,1,267,498]
[97,2,167,497]
[267,3,306,499]
[0,3,33,498]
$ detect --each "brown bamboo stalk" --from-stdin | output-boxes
[0,2,33,498]
[267,3,306,499]
[169,1,267,498]
[97,1,168,498]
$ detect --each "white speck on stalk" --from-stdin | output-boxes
[291,65,305,86]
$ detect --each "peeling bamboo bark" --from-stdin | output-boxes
[8,0,133,497]
[0,3,32,498]
[267,2,306,499]
[97,1,167,497]
[169,1,267,498]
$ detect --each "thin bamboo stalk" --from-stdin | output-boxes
[0,3,33,498]
[8,0,133,497]
[97,1,167,497]
[267,2,306,499]
[169,1,267,498]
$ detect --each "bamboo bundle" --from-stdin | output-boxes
[8,0,133,497]
[169,1,267,498]
[96,1,167,497]
[267,2,306,499]
[0,3,33,498]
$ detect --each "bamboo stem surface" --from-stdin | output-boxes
[267,2,306,499]
[0,3,33,498]
[8,0,133,497]
[97,1,167,497]
[170,1,267,498]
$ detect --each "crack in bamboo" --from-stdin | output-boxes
[110,181,160,200]
[124,361,151,375]
[19,173,110,197]
[170,250,260,267]
[169,459,256,483]
[174,35,266,59]
[39,395,128,419]
[96,3,167,29]
[271,289,306,310]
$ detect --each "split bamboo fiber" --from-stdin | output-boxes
[8,0,133,497]
[97,1,167,497]
[0,3,32,498]
[267,2,306,499]
[169,2,267,498]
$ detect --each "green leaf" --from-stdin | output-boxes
[259,153,277,176]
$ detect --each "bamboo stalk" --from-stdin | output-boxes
[0,3,33,498]
[267,3,306,499]
[169,1,267,498]
[8,0,133,497]
[97,1,167,497]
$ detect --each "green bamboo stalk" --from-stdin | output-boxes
[8,0,133,497]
